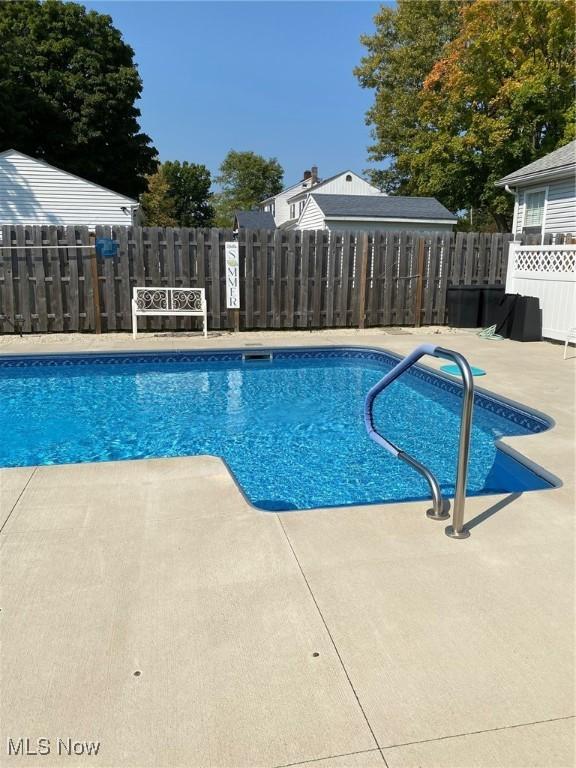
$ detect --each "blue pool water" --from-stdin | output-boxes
[0,347,552,510]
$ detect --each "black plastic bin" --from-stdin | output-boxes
[446,285,482,327]
[494,293,542,341]
[479,284,506,327]
[510,296,542,342]
[495,293,518,337]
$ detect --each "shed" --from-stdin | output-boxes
[233,210,276,230]
[0,149,138,227]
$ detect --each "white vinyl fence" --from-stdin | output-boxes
[506,242,576,341]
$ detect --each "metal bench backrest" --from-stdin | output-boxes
[131,287,207,338]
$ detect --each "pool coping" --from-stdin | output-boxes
[0,343,561,511]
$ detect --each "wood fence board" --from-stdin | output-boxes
[436,233,450,324]
[15,225,31,332]
[339,231,351,326]
[285,231,296,328]
[47,227,64,332]
[272,229,282,328]
[31,226,47,332]
[115,226,131,331]
[258,229,269,328]
[424,236,437,325]
[395,232,408,325]
[298,230,310,328]
[244,230,254,329]
[66,226,80,330]
[0,226,15,332]
[147,228,163,331]
[164,227,177,330]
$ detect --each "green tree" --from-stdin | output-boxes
[0,0,157,198]
[162,161,214,227]
[354,0,463,193]
[214,150,284,226]
[140,168,176,227]
[356,0,575,230]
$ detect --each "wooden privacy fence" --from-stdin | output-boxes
[0,225,517,334]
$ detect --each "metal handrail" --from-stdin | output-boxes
[364,344,474,539]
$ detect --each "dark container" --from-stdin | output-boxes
[495,293,518,337]
[509,296,542,342]
[479,284,506,327]
[446,285,482,327]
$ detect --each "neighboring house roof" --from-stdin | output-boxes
[234,210,276,229]
[496,141,576,187]
[278,219,298,231]
[310,194,457,221]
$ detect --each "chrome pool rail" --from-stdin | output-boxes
[364,344,474,539]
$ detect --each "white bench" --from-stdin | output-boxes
[131,287,207,339]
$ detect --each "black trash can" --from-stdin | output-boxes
[446,285,482,327]
[479,284,506,327]
[510,296,542,342]
[495,293,518,337]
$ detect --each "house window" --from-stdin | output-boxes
[299,201,305,214]
[345,174,352,182]
[523,189,546,234]
[290,204,295,219]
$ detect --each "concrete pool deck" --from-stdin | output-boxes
[0,328,574,768]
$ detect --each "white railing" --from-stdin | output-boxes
[506,243,576,341]
[131,287,207,339]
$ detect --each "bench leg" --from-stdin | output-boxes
[132,304,138,340]
[203,306,208,338]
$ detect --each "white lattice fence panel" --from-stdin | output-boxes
[511,245,576,276]
[506,243,576,341]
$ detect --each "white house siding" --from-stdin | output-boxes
[514,177,576,237]
[289,172,382,206]
[0,150,137,227]
[311,173,382,197]
[262,179,315,226]
[297,197,325,230]
[324,220,454,233]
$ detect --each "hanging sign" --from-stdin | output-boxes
[95,238,118,258]
[225,241,240,309]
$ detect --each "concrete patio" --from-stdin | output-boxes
[1,328,574,768]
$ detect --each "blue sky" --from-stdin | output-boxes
[84,1,386,187]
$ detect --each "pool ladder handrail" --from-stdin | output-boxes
[364,344,474,539]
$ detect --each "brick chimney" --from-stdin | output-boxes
[311,166,319,184]
[303,169,312,180]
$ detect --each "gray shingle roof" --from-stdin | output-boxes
[311,194,456,221]
[496,141,576,185]
[234,210,276,229]
[278,218,298,231]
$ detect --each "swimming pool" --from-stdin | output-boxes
[0,346,553,510]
